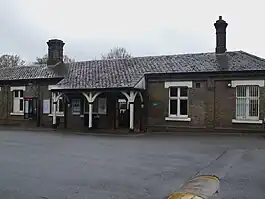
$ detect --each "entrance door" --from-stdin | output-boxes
[24,98,40,126]
[118,99,129,128]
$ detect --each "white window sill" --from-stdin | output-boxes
[232,119,263,124]
[10,112,24,116]
[165,117,191,122]
[72,112,81,115]
[48,113,64,117]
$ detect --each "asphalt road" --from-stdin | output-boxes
[0,130,264,199]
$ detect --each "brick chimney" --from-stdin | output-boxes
[214,16,228,54]
[47,39,65,65]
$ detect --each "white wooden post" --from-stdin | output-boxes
[88,102,93,128]
[52,92,57,128]
[129,102,134,131]
[82,91,102,129]
[121,91,137,132]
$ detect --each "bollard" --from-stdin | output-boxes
[165,175,220,199]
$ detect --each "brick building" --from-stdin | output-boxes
[1,16,265,133]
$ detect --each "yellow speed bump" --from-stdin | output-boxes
[181,175,220,198]
[168,192,202,199]
[195,175,219,182]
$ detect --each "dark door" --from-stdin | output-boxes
[24,98,40,126]
[118,101,129,128]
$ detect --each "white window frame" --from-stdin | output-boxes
[168,87,189,117]
[165,81,193,88]
[231,80,264,124]
[10,86,26,116]
[164,81,192,122]
[231,80,264,87]
[13,90,24,114]
[72,99,81,115]
[235,86,259,121]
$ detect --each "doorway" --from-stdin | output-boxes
[117,99,129,128]
[24,97,40,126]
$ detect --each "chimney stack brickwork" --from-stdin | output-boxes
[214,16,228,54]
[47,39,65,65]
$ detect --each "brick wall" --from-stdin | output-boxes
[1,77,264,132]
[147,78,265,132]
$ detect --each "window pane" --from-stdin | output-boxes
[249,99,258,117]
[13,99,19,112]
[170,87,178,97]
[58,100,63,112]
[180,99,188,115]
[237,86,246,97]
[180,87,188,97]
[72,99,80,113]
[170,99,177,115]
[249,86,259,97]
[20,91,23,97]
[14,91,19,97]
[98,98,107,114]
[236,98,247,118]
[19,99,24,111]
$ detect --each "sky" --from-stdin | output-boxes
[0,0,264,63]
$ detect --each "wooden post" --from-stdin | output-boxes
[129,102,134,131]
[64,97,67,128]
[88,102,93,128]
[82,91,102,130]
[52,92,57,129]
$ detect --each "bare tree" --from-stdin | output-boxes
[0,54,25,68]
[63,55,75,63]
[35,54,75,65]
[101,47,132,60]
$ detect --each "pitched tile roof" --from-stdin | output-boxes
[56,51,265,89]
[0,51,265,89]
[56,59,144,89]
[0,63,67,81]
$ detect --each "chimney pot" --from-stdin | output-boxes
[47,39,65,65]
[214,16,228,54]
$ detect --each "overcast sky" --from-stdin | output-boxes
[0,0,264,63]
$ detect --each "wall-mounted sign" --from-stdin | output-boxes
[152,102,159,107]
[43,99,50,114]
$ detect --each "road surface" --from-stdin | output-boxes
[0,130,264,198]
